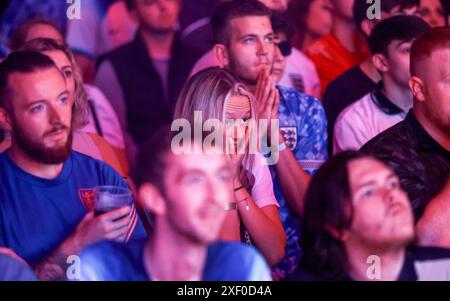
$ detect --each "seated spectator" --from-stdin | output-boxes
[305,0,369,95]
[210,0,327,279]
[0,51,147,280]
[174,67,287,268]
[288,0,333,52]
[0,0,68,57]
[190,2,322,98]
[419,0,447,27]
[361,28,450,245]
[10,18,127,162]
[66,0,137,83]
[270,10,321,98]
[0,248,37,281]
[323,0,420,153]
[77,127,272,281]
[178,0,222,55]
[293,151,450,281]
[333,16,429,153]
[21,38,129,174]
[95,0,202,172]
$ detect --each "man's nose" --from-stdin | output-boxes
[257,39,269,56]
[48,104,64,124]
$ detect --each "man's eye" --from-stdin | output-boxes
[387,179,399,189]
[244,37,255,44]
[30,104,45,113]
[218,172,232,182]
[265,36,274,43]
[361,189,374,199]
[58,96,69,105]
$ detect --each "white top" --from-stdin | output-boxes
[249,152,279,208]
[190,48,321,98]
[80,84,125,149]
[333,92,407,154]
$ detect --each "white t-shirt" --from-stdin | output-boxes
[248,152,279,208]
[190,49,321,98]
[80,84,125,149]
[333,91,407,154]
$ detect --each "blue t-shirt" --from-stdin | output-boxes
[0,151,147,265]
[270,86,328,280]
[78,239,272,281]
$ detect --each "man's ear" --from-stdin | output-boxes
[0,107,12,132]
[138,183,167,216]
[372,53,389,73]
[409,76,426,103]
[214,44,229,68]
[360,19,376,37]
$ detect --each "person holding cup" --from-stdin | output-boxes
[0,51,147,281]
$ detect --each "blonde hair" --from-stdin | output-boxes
[20,38,89,129]
[174,67,258,187]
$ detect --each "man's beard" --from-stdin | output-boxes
[12,123,73,165]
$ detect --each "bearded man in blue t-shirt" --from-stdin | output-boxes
[0,51,147,280]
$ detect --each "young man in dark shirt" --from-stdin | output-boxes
[323,0,420,153]
[361,27,450,247]
[293,151,450,281]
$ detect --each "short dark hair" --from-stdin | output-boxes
[211,0,272,44]
[0,51,57,112]
[353,0,419,33]
[368,15,429,56]
[10,17,63,51]
[271,10,295,40]
[300,151,370,280]
[135,126,174,189]
[410,26,450,77]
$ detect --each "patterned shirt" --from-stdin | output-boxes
[270,86,328,280]
[361,111,450,221]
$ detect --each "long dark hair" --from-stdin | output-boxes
[300,151,371,280]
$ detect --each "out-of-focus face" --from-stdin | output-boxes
[418,48,450,135]
[162,152,234,244]
[384,39,415,89]
[132,0,181,33]
[345,158,414,249]
[226,16,275,86]
[305,0,333,38]
[6,68,73,164]
[330,0,354,20]
[43,50,76,102]
[224,94,252,155]
[419,0,447,27]
[272,33,287,83]
[25,24,64,44]
[258,0,288,10]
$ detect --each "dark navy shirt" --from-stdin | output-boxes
[0,151,147,265]
[291,247,450,281]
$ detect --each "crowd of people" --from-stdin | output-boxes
[0,0,449,281]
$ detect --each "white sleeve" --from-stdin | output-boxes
[333,109,366,154]
[250,153,279,208]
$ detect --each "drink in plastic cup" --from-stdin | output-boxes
[93,186,132,216]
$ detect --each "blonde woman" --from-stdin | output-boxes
[173,67,286,266]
